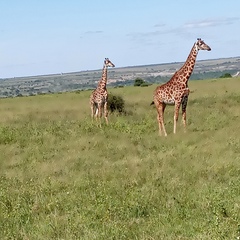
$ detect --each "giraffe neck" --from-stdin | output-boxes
[173,43,199,84]
[97,64,108,90]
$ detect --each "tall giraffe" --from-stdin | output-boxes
[152,38,211,136]
[90,58,115,125]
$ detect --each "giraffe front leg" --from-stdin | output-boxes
[103,102,109,125]
[173,102,181,134]
[181,94,189,132]
[97,103,102,127]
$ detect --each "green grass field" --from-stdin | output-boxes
[0,78,240,239]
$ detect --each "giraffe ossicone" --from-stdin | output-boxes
[90,58,115,126]
[152,38,211,136]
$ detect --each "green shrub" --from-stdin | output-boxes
[134,78,145,86]
[140,82,151,87]
[134,78,151,87]
[108,93,125,113]
[219,73,232,78]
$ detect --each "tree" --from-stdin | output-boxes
[219,73,232,78]
[134,78,145,86]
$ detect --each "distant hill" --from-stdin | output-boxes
[0,57,240,98]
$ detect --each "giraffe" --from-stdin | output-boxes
[90,58,115,125]
[152,38,211,136]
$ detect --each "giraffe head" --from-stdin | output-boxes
[195,38,211,51]
[104,58,115,68]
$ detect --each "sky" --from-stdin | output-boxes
[0,0,240,78]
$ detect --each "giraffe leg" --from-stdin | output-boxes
[95,107,99,118]
[97,103,102,127]
[103,102,109,124]
[173,102,181,134]
[161,103,167,136]
[90,93,95,122]
[90,103,95,122]
[156,102,167,137]
[155,102,162,136]
[157,114,162,136]
[181,94,189,132]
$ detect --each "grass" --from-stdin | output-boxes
[0,78,240,239]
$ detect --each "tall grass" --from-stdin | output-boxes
[0,78,240,239]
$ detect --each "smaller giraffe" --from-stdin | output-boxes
[90,58,115,125]
[152,38,211,136]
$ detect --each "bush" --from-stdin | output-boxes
[134,78,145,86]
[108,93,125,113]
[140,82,151,87]
[219,73,232,78]
[134,78,151,87]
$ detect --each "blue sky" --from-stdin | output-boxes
[0,0,240,78]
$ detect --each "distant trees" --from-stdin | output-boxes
[133,78,151,87]
[219,73,232,78]
[134,78,144,86]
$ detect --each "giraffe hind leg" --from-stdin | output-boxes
[91,103,99,124]
[157,114,162,136]
[173,102,181,134]
[161,103,167,137]
[156,102,167,137]
[90,103,95,121]
[97,103,102,127]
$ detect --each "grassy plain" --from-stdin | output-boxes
[0,77,240,239]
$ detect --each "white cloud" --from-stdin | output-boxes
[184,17,240,29]
[84,30,103,34]
[126,17,240,47]
[154,23,166,28]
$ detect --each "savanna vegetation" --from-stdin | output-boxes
[0,77,240,239]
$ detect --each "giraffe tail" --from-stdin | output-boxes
[150,101,154,106]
